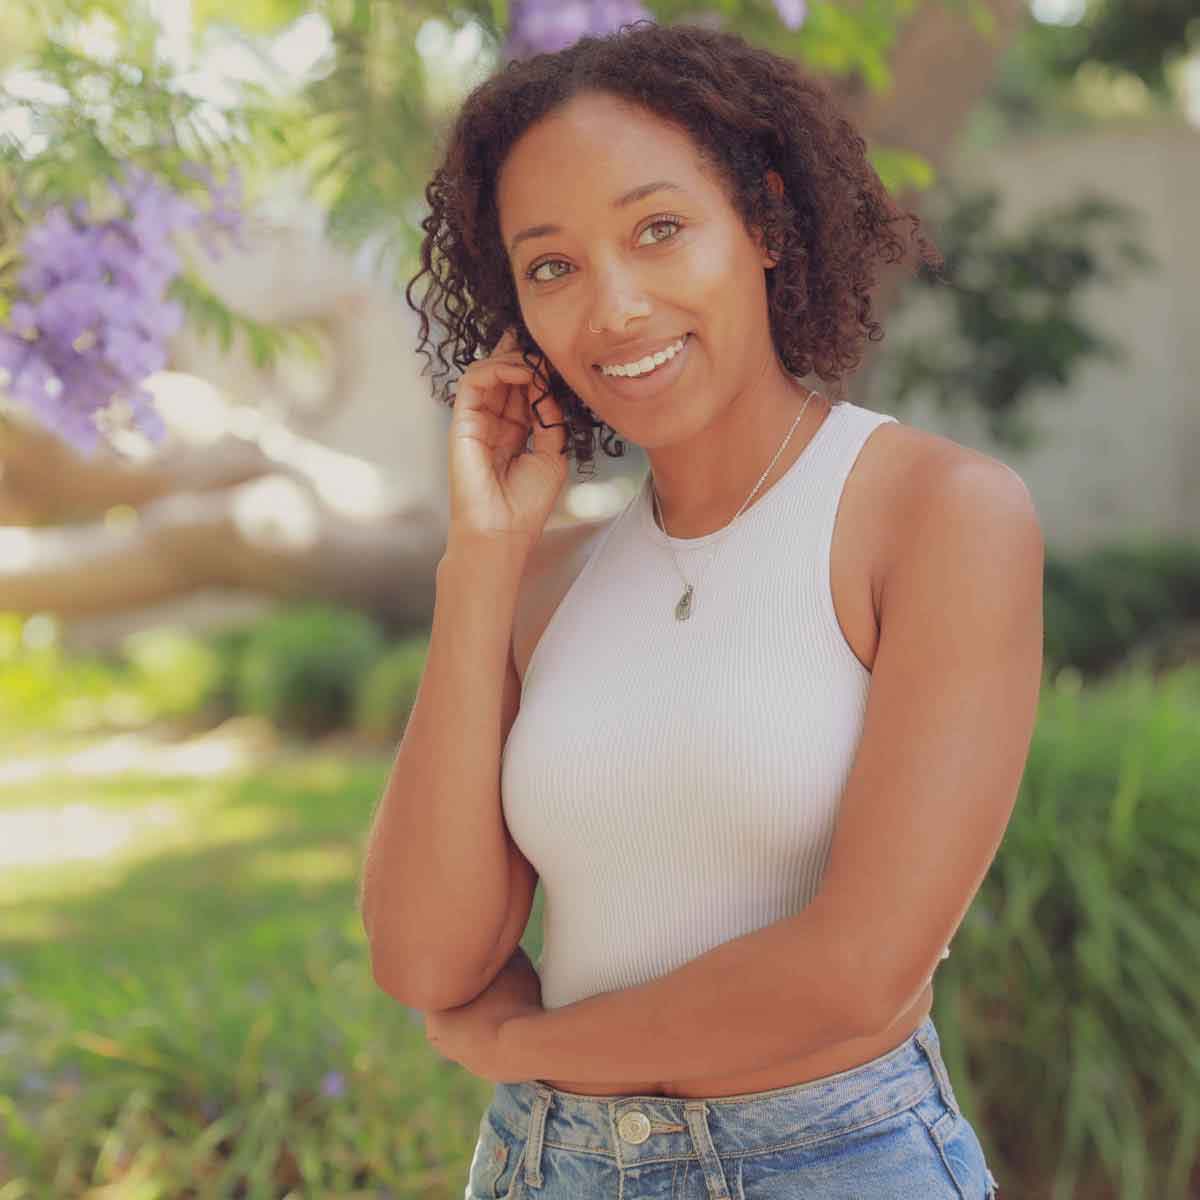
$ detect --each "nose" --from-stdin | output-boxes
[586,257,652,333]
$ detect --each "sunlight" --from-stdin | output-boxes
[0,801,182,868]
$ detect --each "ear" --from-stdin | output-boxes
[757,169,785,269]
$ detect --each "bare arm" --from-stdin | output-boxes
[359,536,531,1011]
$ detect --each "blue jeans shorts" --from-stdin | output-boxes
[464,1016,999,1199]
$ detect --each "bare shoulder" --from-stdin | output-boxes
[513,513,617,685]
[874,420,1042,588]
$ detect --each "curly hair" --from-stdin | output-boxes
[405,20,944,473]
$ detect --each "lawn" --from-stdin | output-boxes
[0,726,518,1198]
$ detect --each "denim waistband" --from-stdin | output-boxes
[487,1015,958,1176]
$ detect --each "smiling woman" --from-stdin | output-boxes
[372,19,1034,1200]
[405,22,945,477]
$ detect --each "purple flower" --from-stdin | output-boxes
[0,163,244,456]
[773,0,808,29]
[505,0,654,59]
[320,1070,346,1098]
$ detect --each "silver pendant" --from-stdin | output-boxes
[675,584,694,621]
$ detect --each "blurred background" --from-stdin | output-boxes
[0,0,1196,1196]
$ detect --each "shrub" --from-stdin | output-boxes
[933,662,1200,1199]
[353,634,429,743]
[234,604,385,738]
[1043,539,1200,675]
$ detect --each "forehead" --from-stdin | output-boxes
[497,92,713,231]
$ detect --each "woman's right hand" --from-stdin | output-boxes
[447,328,569,545]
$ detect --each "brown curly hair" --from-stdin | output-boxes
[405,20,944,473]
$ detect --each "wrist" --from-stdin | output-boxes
[498,1008,542,1083]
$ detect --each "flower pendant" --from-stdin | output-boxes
[675,584,694,621]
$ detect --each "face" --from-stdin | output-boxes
[496,90,779,444]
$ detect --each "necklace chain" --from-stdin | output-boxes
[651,388,818,621]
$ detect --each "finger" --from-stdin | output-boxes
[499,374,531,427]
[494,327,520,354]
[455,363,534,415]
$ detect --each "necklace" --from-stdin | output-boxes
[651,388,818,621]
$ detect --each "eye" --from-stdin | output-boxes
[523,215,685,285]
[636,215,683,246]
[526,258,571,284]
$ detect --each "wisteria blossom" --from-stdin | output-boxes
[504,0,807,60]
[0,164,244,457]
[772,0,808,30]
[504,0,655,59]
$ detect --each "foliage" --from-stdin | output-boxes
[932,662,1200,1199]
[233,603,386,737]
[1029,0,1199,95]
[881,180,1158,450]
[0,12,294,360]
[1043,540,1200,677]
[353,635,430,743]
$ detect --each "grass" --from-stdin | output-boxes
[0,739,524,1198]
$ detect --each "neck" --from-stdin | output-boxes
[647,372,829,540]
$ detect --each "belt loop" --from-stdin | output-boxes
[522,1084,553,1189]
[683,1101,733,1200]
[914,1021,961,1117]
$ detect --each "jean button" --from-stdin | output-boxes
[618,1110,651,1144]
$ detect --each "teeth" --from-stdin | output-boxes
[600,335,687,378]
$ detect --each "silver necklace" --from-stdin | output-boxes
[651,388,818,621]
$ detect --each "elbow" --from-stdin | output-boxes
[367,943,486,1012]
[367,946,425,1010]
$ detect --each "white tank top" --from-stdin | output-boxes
[501,399,949,1011]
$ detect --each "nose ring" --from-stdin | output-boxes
[588,319,602,334]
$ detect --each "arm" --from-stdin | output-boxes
[501,893,866,1084]
[500,458,1044,1084]
[360,538,530,1011]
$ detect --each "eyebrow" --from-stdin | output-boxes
[507,180,686,255]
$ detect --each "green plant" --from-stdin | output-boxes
[932,662,1200,1200]
[1043,539,1200,676]
[353,634,429,742]
[235,604,386,737]
[121,628,223,721]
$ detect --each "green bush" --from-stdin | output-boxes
[122,627,223,720]
[932,662,1200,1199]
[353,634,429,742]
[233,604,386,738]
[1043,539,1200,675]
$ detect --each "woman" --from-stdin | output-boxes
[364,20,1042,1199]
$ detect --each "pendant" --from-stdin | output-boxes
[675,584,694,621]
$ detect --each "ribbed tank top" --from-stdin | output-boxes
[501,399,950,1011]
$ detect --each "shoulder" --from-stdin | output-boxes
[868,419,1042,587]
[876,428,1044,631]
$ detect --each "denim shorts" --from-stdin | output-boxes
[464,1016,999,1199]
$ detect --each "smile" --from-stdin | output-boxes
[598,334,688,378]
[592,333,693,399]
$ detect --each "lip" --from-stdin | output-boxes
[592,332,692,399]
